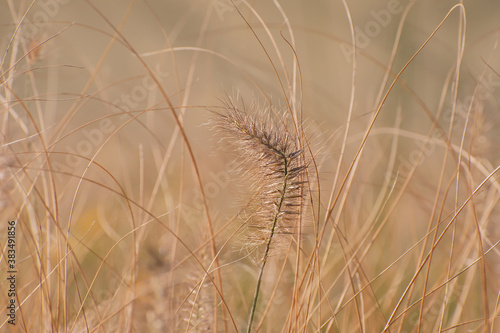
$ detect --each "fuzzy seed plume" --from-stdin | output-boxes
[213,98,307,257]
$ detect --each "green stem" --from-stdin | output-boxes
[246,157,288,333]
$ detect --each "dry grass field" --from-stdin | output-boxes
[1,0,500,332]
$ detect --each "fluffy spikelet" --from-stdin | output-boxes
[214,98,307,257]
[180,248,213,332]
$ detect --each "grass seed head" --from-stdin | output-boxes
[213,97,307,258]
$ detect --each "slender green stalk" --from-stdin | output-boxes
[247,156,289,333]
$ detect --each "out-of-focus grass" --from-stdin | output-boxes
[1,0,499,332]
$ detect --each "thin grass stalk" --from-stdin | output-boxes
[247,153,290,333]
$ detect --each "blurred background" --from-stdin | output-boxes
[1,0,500,332]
